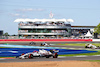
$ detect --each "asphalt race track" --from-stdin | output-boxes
[1,55,100,63]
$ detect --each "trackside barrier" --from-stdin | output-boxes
[93,39,100,42]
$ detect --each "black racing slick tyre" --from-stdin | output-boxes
[46,56,50,58]
[16,56,19,58]
[85,46,88,48]
[29,42,36,45]
[28,54,34,59]
[53,53,58,58]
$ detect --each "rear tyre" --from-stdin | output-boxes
[53,53,58,58]
[28,54,34,59]
[97,46,100,49]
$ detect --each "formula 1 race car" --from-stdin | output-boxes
[16,49,58,59]
[85,43,100,49]
[40,42,50,47]
[29,42,36,45]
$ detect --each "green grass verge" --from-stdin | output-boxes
[0,47,13,48]
[59,51,100,57]
[0,57,15,58]
[57,43,100,46]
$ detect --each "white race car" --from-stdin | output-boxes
[16,49,58,59]
[40,42,50,46]
[85,43,100,49]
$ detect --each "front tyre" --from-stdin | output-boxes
[16,56,19,58]
[85,46,88,48]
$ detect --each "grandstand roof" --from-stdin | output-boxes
[14,18,74,23]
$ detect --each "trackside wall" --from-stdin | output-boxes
[93,39,100,42]
[0,39,92,42]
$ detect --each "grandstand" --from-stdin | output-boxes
[14,18,95,39]
[15,19,72,39]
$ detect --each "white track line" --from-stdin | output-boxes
[58,56,67,58]
[93,55,100,56]
[73,55,88,57]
